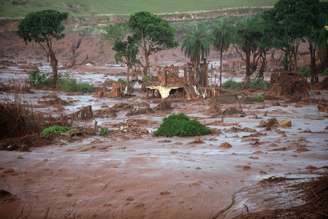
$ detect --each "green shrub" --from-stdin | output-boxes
[245,79,270,89]
[251,94,265,102]
[27,71,52,87]
[223,79,269,90]
[27,71,93,92]
[41,125,71,138]
[222,79,243,90]
[117,78,128,84]
[58,78,94,92]
[298,67,311,78]
[321,68,328,76]
[154,113,211,137]
[100,127,109,137]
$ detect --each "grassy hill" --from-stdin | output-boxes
[0,0,277,17]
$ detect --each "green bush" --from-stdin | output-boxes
[27,72,93,92]
[41,125,71,138]
[222,79,269,90]
[245,79,270,89]
[298,67,311,78]
[251,94,265,102]
[222,79,243,90]
[154,113,211,137]
[58,78,94,93]
[100,127,109,137]
[27,71,52,87]
[320,68,328,76]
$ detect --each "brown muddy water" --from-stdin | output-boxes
[0,64,328,219]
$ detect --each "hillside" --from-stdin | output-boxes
[0,0,277,17]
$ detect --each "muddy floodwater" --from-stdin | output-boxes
[0,65,328,219]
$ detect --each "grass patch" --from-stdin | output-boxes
[222,79,270,90]
[245,79,270,89]
[298,67,311,78]
[99,127,109,137]
[27,71,53,87]
[320,68,328,76]
[58,78,94,93]
[41,125,71,138]
[1,0,277,17]
[154,113,211,137]
[27,71,94,92]
[222,79,243,90]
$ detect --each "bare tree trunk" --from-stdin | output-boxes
[245,50,251,82]
[309,42,318,84]
[257,51,267,79]
[127,66,130,83]
[219,45,223,87]
[49,49,58,87]
[144,53,150,76]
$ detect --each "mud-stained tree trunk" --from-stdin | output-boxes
[127,66,130,83]
[219,43,223,87]
[309,42,318,84]
[50,51,58,87]
[245,49,251,83]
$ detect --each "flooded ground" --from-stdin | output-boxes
[0,63,328,219]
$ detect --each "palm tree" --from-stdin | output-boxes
[212,18,234,87]
[182,24,212,86]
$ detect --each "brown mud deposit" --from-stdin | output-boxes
[0,17,328,219]
[0,90,328,218]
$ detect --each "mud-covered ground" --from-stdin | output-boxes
[0,61,328,219]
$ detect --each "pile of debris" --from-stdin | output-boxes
[95,81,129,98]
[112,119,150,137]
[258,118,292,130]
[94,103,132,118]
[317,102,328,113]
[126,102,153,116]
[269,72,309,100]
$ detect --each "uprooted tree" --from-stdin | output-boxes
[17,10,68,86]
[128,11,177,76]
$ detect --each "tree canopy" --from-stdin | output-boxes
[128,11,177,75]
[17,10,68,85]
[17,10,68,43]
[112,36,139,82]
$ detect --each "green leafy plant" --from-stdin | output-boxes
[58,78,94,92]
[251,93,265,102]
[41,125,71,138]
[222,79,243,90]
[222,79,269,90]
[320,68,328,76]
[298,67,311,78]
[245,79,270,89]
[154,113,211,137]
[99,127,109,137]
[27,71,49,87]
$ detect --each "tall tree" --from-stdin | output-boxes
[233,16,266,82]
[182,24,212,86]
[17,10,68,86]
[212,17,234,87]
[112,36,139,83]
[263,0,316,73]
[306,1,328,83]
[128,11,176,76]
